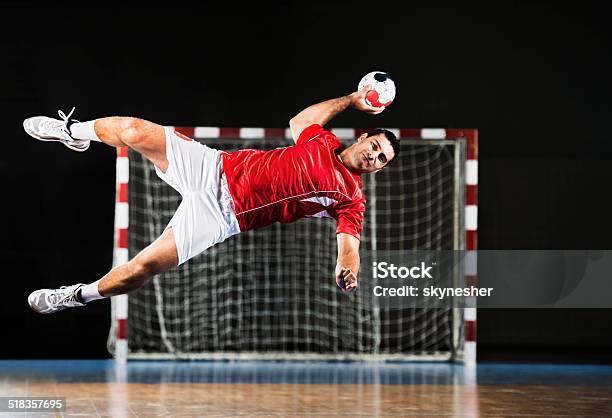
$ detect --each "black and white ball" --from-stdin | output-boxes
[358,71,396,108]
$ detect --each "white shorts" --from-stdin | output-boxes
[155,127,241,265]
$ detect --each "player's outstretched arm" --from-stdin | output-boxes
[335,233,360,293]
[289,86,385,143]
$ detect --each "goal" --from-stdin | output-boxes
[107,127,478,362]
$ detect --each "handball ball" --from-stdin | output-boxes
[358,71,396,108]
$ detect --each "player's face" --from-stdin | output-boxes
[345,133,395,173]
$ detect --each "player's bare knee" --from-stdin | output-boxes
[118,117,147,147]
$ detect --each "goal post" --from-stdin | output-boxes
[108,127,478,363]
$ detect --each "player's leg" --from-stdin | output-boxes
[97,226,178,297]
[27,228,178,314]
[84,117,169,173]
[23,109,169,173]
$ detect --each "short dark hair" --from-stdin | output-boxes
[366,129,400,164]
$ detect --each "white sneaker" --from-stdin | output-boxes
[23,107,90,152]
[28,283,86,314]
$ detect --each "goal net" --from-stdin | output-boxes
[108,129,472,361]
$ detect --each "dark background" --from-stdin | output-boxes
[1,3,610,361]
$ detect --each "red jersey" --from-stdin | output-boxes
[221,124,365,240]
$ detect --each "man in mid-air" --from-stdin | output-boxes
[23,86,399,313]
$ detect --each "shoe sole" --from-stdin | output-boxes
[27,288,85,314]
[23,118,90,152]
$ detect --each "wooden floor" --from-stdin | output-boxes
[0,361,611,417]
[1,382,612,417]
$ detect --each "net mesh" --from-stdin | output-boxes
[121,136,465,359]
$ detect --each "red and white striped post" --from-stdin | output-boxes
[113,146,130,362]
[447,129,478,366]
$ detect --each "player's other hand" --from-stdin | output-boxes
[336,267,358,293]
[350,85,386,115]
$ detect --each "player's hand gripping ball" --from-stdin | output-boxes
[358,71,396,108]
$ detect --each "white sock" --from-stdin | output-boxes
[78,279,105,303]
[69,120,101,142]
